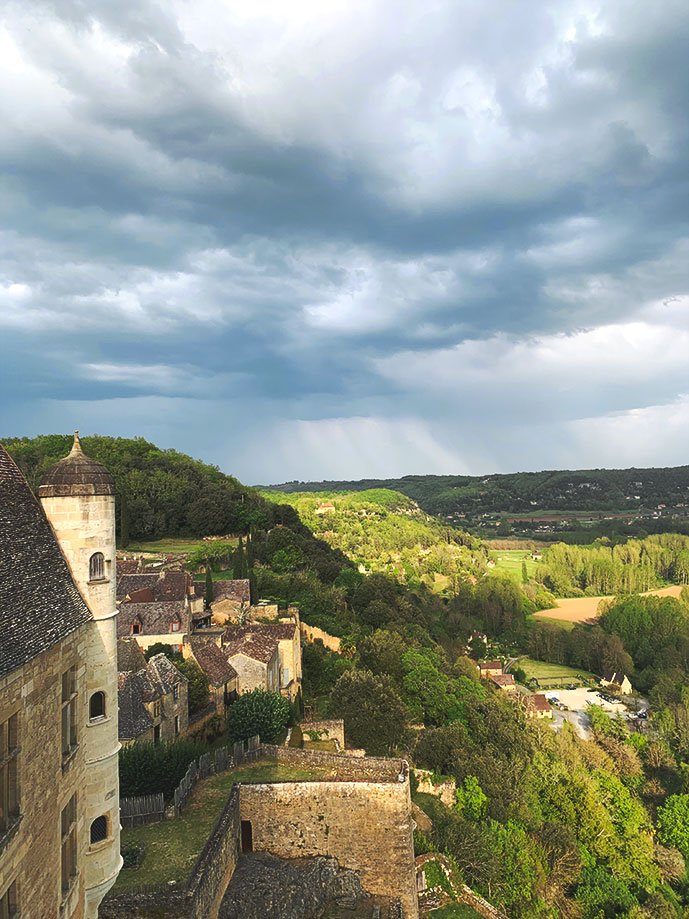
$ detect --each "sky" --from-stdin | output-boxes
[1,0,688,484]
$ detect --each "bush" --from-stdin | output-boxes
[227,689,291,743]
[119,739,206,800]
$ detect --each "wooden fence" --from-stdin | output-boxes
[120,793,165,827]
[120,735,263,825]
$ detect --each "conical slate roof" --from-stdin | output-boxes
[38,432,115,497]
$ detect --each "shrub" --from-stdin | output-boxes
[119,739,206,800]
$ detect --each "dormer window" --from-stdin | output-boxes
[170,622,180,633]
[131,622,141,635]
[89,553,105,582]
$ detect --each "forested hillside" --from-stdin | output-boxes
[270,467,689,542]
[261,488,486,591]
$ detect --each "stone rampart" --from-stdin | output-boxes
[300,621,342,653]
[239,768,418,918]
[102,787,241,919]
[267,744,407,783]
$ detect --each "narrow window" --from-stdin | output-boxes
[61,668,77,760]
[131,622,141,635]
[90,815,108,845]
[241,820,253,852]
[0,714,19,834]
[172,685,179,703]
[0,880,18,918]
[153,701,161,719]
[170,621,180,633]
[153,725,161,745]
[89,692,105,721]
[174,715,180,736]
[89,552,105,581]
[60,795,77,893]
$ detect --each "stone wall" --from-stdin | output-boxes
[300,719,345,750]
[414,768,456,808]
[0,629,90,919]
[102,787,241,919]
[270,745,406,782]
[239,764,418,918]
[300,622,342,653]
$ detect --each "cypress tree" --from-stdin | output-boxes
[205,565,214,607]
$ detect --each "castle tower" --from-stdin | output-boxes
[39,433,122,917]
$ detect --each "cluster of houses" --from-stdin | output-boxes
[115,561,302,746]
[478,660,553,720]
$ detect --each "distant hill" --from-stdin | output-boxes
[261,487,485,591]
[268,466,689,542]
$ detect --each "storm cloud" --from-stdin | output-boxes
[1,0,688,482]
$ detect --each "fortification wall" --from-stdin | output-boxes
[300,621,342,653]
[268,744,406,782]
[300,719,346,749]
[239,777,418,918]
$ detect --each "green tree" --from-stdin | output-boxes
[227,689,291,743]
[175,658,210,714]
[205,566,214,606]
[454,775,488,821]
[657,795,689,857]
[328,669,409,755]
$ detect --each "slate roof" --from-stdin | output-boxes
[117,601,191,638]
[116,573,160,600]
[189,639,237,686]
[147,653,187,691]
[117,671,155,740]
[117,652,187,741]
[224,630,282,665]
[117,559,142,575]
[117,637,147,674]
[0,445,93,679]
[602,671,629,685]
[212,579,251,603]
[224,621,297,643]
[38,433,115,497]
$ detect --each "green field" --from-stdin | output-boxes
[114,761,329,891]
[123,537,217,555]
[518,656,595,686]
[528,614,576,632]
[492,549,538,582]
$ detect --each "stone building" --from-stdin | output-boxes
[183,637,238,714]
[0,435,121,918]
[223,621,302,701]
[210,579,251,625]
[117,599,192,653]
[223,632,281,695]
[117,640,188,746]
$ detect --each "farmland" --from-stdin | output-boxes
[533,584,684,625]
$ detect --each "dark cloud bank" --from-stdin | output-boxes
[1,0,688,482]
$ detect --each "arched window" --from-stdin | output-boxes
[90,815,108,845]
[89,552,105,581]
[89,692,105,721]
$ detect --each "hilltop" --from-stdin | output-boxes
[269,466,689,542]
[261,487,485,592]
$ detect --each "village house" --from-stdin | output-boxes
[223,620,302,700]
[183,636,238,713]
[523,693,553,719]
[223,631,281,694]
[490,673,517,693]
[0,437,122,918]
[479,660,503,679]
[117,599,192,653]
[117,639,188,745]
[600,671,634,695]
[209,578,251,625]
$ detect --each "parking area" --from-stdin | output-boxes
[543,687,646,739]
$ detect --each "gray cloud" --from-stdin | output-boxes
[1,0,688,481]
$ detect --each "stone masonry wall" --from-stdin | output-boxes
[271,745,405,782]
[300,622,342,653]
[239,778,418,918]
[0,629,89,919]
[300,719,346,749]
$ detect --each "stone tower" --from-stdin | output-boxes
[39,433,122,917]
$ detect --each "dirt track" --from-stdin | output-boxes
[534,585,684,624]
